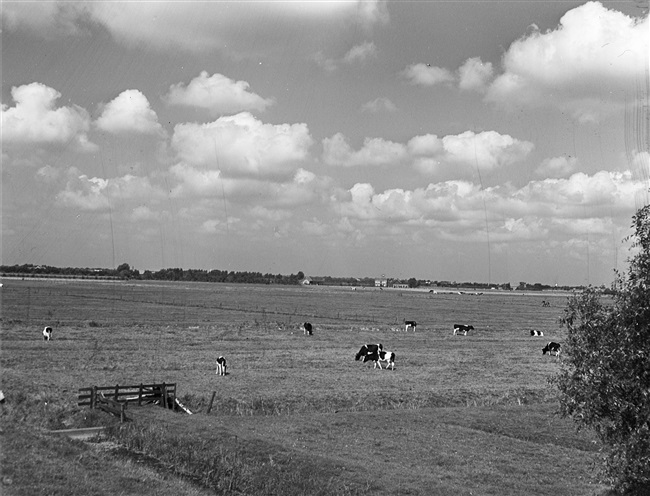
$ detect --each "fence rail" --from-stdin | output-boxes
[78,383,177,420]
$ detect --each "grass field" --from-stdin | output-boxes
[0,278,611,495]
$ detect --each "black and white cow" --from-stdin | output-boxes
[216,356,227,376]
[530,329,544,337]
[404,320,417,332]
[542,342,561,357]
[303,322,313,335]
[453,324,474,335]
[42,326,53,341]
[355,343,383,361]
[373,350,396,370]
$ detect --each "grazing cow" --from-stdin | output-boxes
[453,324,474,335]
[542,342,561,357]
[303,322,313,336]
[355,343,383,362]
[373,350,396,370]
[42,326,53,341]
[216,356,227,376]
[542,300,551,307]
[404,320,417,332]
[530,329,544,337]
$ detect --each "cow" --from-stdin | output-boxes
[453,324,474,335]
[404,320,417,332]
[530,329,544,337]
[542,342,561,357]
[42,326,53,341]
[355,343,383,361]
[373,350,396,370]
[216,356,227,376]
[303,322,313,336]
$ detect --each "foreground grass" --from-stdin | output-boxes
[0,279,616,494]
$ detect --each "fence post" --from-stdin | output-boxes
[161,382,167,409]
[138,383,143,406]
[114,384,119,402]
[91,386,97,409]
[207,391,216,414]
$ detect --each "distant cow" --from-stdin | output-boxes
[404,320,417,332]
[453,324,474,335]
[216,356,227,376]
[303,322,313,335]
[42,326,53,341]
[355,343,383,362]
[530,329,544,337]
[542,342,561,357]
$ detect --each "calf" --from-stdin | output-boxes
[42,326,53,341]
[404,320,417,332]
[303,322,313,335]
[216,356,227,376]
[530,329,544,337]
[542,342,561,357]
[372,350,396,370]
[453,324,474,336]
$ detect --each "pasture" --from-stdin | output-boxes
[0,279,609,495]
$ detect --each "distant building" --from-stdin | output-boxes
[375,278,388,287]
[393,283,408,289]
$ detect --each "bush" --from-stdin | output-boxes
[553,205,650,494]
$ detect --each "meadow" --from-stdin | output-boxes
[0,278,610,495]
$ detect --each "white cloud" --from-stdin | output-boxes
[402,63,455,87]
[5,1,388,53]
[323,130,533,173]
[164,71,274,115]
[458,57,494,92]
[486,2,649,122]
[171,112,313,179]
[535,155,578,178]
[343,41,378,64]
[361,97,397,113]
[322,133,408,167]
[95,89,164,135]
[57,171,164,211]
[1,82,95,151]
[439,131,534,171]
[332,169,646,242]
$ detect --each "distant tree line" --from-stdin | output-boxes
[1,263,597,291]
[0,263,305,285]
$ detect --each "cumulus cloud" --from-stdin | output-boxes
[324,130,533,172]
[486,1,649,122]
[333,169,647,242]
[361,97,397,113]
[1,82,95,151]
[57,170,164,210]
[401,63,455,87]
[439,131,534,171]
[535,155,578,178]
[458,57,494,92]
[322,133,408,167]
[343,41,378,64]
[4,1,388,53]
[95,89,164,135]
[171,112,313,179]
[164,72,274,115]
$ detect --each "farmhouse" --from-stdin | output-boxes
[375,278,388,287]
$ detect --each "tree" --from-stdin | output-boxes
[553,205,650,494]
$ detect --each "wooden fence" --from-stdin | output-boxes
[78,383,177,421]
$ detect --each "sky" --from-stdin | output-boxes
[1,0,649,286]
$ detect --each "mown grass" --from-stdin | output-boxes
[0,279,611,495]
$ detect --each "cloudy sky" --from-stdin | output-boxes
[2,1,649,286]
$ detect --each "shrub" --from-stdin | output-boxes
[553,205,650,494]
